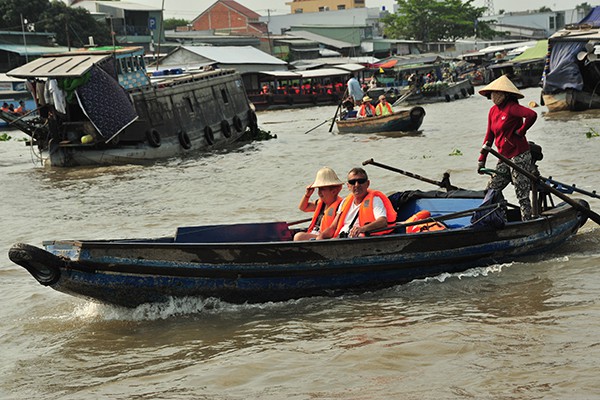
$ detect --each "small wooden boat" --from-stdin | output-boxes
[336,107,425,134]
[8,188,589,307]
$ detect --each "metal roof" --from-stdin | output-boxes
[179,46,287,65]
[7,54,111,78]
[286,31,355,50]
[0,44,72,56]
[332,63,365,72]
[299,68,350,78]
[257,71,301,79]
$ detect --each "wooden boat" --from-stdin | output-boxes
[336,107,425,134]
[8,188,589,307]
[393,79,474,106]
[0,46,258,167]
[0,73,36,127]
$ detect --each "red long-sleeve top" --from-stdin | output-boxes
[479,100,537,162]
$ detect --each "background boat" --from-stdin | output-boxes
[336,107,425,134]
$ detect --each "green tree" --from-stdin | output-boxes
[0,0,111,47]
[538,6,553,12]
[576,2,593,15]
[382,0,496,41]
[163,18,189,31]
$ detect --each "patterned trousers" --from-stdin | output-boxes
[486,150,533,221]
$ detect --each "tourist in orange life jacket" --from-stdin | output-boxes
[318,167,397,239]
[294,167,344,241]
[375,94,393,116]
[1,102,10,112]
[357,96,376,118]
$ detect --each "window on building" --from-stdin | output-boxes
[549,15,556,30]
[295,8,303,13]
[318,6,330,11]
[337,5,346,10]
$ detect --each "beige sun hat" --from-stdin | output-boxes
[478,75,524,99]
[310,167,343,188]
[362,95,372,102]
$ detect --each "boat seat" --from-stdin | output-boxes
[175,222,293,243]
[396,198,484,229]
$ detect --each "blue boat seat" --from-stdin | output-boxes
[396,198,484,229]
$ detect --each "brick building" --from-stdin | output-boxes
[190,0,267,36]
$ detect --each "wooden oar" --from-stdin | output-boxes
[304,118,332,134]
[363,158,464,191]
[328,88,348,132]
[483,145,600,225]
[543,176,600,200]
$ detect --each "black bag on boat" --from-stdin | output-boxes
[470,189,506,229]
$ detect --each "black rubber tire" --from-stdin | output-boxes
[178,131,192,149]
[146,129,161,148]
[221,120,232,138]
[204,126,215,145]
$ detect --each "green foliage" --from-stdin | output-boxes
[585,128,599,138]
[0,0,111,47]
[538,6,553,12]
[163,18,189,31]
[449,148,463,156]
[576,2,593,14]
[240,127,277,141]
[382,0,496,41]
[0,132,12,141]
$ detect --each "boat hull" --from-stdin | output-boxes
[336,107,425,134]
[394,79,474,106]
[8,200,586,307]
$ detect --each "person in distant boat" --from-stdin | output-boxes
[1,102,9,112]
[318,167,397,239]
[340,99,357,120]
[375,95,393,116]
[294,167,344,241]
[477,75,538,221]
[357,96,376,118]
[14,100,26,115]
[347,73,364,105]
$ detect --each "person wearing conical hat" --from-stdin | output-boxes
[294,167,344,241]
[477,74,538,221]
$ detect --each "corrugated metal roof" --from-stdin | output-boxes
[7,54,111,78]
[333,63,365,72]
[0,44,72,56]
[287,31,354,50]
[180,45,286,65]
[258,71,301,78]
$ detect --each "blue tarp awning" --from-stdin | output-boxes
[579,6,600,26]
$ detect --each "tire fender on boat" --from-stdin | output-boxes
[247,109,259,134]
[146,129,161,148]
[461,88,468,97]
[445,94,451,102]
[410,106,426,121]
[178,130,192,149]
[8,243,61,286]
[232,115,243,132]
[221,120,232,138]
[204,126,215,145]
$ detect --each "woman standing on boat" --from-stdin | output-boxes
[294,167,344,241]
[477,75,538,221]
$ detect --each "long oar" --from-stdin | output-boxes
[328,87,348,132]
[363,158,464,191]
[484,145,600,225]
[304,118,332,134]
[392,88,415,107]
[543,176,600,200]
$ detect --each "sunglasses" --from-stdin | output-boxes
[347,178,367,185]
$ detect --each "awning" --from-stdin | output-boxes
[374,59,398,69]
[300,68,350,79]
[333,63,365,72]
[0,44,71,57]
[257,71,301,79]
[7,54,112,79]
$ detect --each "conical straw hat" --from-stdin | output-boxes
[478,75,524,99]
[310,167,343,188]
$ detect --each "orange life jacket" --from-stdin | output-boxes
[358,103,376,117]
[405,210,447,234]
[307,197,343,233]
[334,190,397,237]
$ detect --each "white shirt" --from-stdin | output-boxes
[338,196,386,235]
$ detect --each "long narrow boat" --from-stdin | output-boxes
[393,79,475,106]
[0,46,258,167]
[336,107,425,134]
[8,189,588,307]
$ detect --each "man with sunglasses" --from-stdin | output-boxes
[318,168,397,239]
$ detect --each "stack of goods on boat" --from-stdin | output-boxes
[0,46,258,167]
